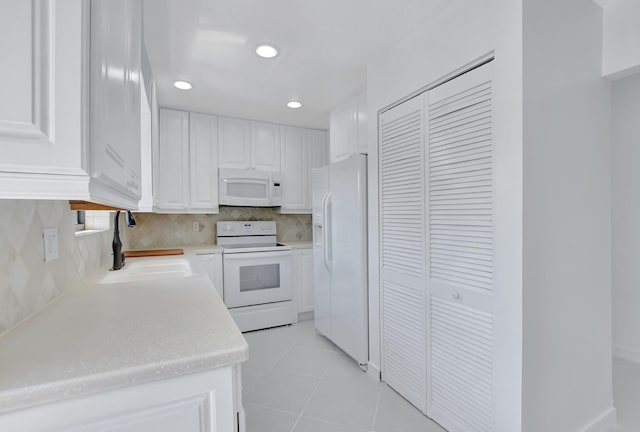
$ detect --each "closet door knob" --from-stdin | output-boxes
[452,292,460,300]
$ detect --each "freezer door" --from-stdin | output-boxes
[312,166,331,337]
[329,155,368,365]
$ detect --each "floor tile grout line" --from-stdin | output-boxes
[287,368,325,432]
[295,414,373,431]
[287,350,338,432]
[244,401,300,417]
[370,385,384,432]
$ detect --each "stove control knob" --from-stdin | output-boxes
[267,225,273,231]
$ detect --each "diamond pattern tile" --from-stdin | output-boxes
[0,200,113,334]
[125,207,312,249]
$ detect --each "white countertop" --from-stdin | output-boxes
[278,240,312,249]
[0,249,247,414]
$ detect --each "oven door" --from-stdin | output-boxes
[223,250,292,308]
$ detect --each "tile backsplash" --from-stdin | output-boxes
[0,200,112,334]
[124,207,312,250]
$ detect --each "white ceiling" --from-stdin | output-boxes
[142,0,449,129]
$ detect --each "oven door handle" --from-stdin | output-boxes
[223,251,292,260]
[323,192,332,271]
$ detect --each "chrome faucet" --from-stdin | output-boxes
[111,210,137,271]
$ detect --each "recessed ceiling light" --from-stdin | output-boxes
[256,45,278,58]
[173,80,192,90]
[287,101,302,109]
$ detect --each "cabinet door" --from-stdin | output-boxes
[156,109,188,210]
[307,129,328,209]
[329,99,357,163]
[139,78,155,212]
[0,0,87,198]
[280,126,309,212]
[308,130,329,170]
[379,95,428,412]
[189,113,219,212]
[251,121,281,171]
[297,249,314,314]
[218,117,251,169]
[0,367,235,432]
[426,62,495,432]
[90,0,142,205]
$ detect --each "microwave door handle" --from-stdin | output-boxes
[323,192,332,271]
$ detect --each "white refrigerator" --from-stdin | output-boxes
[312,154,368,367]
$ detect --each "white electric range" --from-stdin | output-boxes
[217,221,295,332]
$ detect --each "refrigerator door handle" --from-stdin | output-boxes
[323,192,332,271]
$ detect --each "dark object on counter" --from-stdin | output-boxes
[111,210,137,271]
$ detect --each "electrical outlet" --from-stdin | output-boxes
[192,221,200,232]
[43,228,59,261]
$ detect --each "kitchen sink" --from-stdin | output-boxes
[98,258,192,284]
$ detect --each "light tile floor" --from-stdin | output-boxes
[242,320,640,432]
[241,319,446,432]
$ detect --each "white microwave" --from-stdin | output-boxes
[219,168,282,207]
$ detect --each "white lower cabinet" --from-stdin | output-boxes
[155,109,219,213]
[294,247,314,315]
[0,367,239,432]
[197,252,224,300]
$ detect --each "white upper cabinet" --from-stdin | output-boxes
[330,98,358,163]
[329,92,368,163]
[218,117,251,169]
[0,0,144,209]
[219,117,281,171]
[0,0,87,199]
[89,0,142,208]
[356,93,368,154]
[138,76,155,212]
[280,126,309,212]
[189,113,219,212]
[251,121,281,171]
[156,109,189,211]
[278,128,327,215]
[308,129,329,170]
[307,129,329,212]
[154,109,219,214]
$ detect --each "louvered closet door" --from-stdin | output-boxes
[426,62,495,432]
[379,95,428,413]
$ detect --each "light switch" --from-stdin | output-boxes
[192,221,200,232]
[43,228,59,262]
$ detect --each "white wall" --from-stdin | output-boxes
[612,72,640,364]
[522,1,614,431]
[365,0,523,430]
[601,0,640,79]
